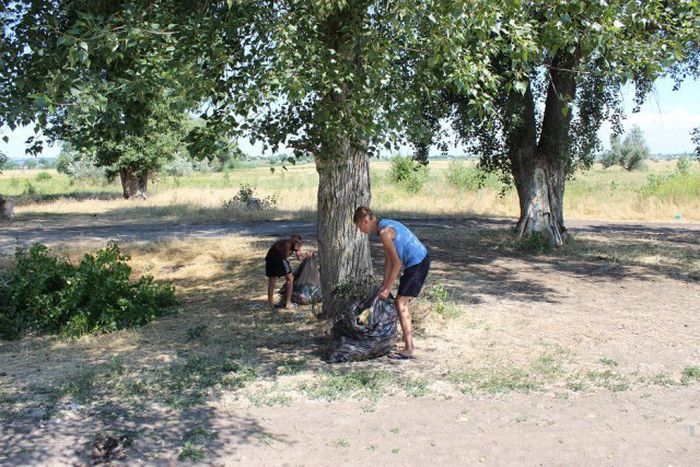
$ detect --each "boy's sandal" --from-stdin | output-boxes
[388,353,415,360]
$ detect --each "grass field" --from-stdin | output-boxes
[2,159,699,224]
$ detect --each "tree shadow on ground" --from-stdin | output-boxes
[2,216,698,462]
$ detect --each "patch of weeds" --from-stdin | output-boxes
[400,376,429,397]
[532,354,565,379]
[390,427,400,434]
[449,367,539,394]
[566,381,587,392]
[62,368,98,403]
[276,357,307,375]
[328,438,350,448]
[256,433,276,447]
[515,232,553,255]
[178,441,205,462]
[185,426,218,444]
[681,366,700,385]
[367,444,377,452]
[425,282,462,320]
[186,325,208,342]
[391,448,400,454]
[513,414,528,423]
[158,355,258,408]
[555,392,569,400]
[651,372,676,387]
[107,356,126,377]
[299,369,398,401]
[597,358,618,367]
[584,369,630,392]
[246,387,292,407]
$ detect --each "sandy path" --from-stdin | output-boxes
[3,389,698,465]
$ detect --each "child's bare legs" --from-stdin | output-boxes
[267,277,277,306]
[284,273,294,309]
[395,295,415,356]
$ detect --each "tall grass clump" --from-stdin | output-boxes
[0,243,177,339]
[388,156,428,193]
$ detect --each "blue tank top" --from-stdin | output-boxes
[377,219,428,268]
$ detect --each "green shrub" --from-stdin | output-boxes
[638,170,700,201]
[35,171,52,182]
[0,243,177,340]
[223,184,277,209]
[446,161,482,191]
[388,156,428,193]
[676,156,692,175]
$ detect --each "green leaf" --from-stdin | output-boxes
[513,80,528,95]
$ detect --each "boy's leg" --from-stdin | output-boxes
[284,273,294,308]
[267,277,277,306]
[395,295,415,356]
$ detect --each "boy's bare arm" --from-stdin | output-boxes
[379,228,400,297]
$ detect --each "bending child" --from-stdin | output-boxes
[354,206,430,359]
[265,234,305,309]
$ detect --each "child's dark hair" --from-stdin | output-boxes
[353,206,374,224]
[290,234,302,243]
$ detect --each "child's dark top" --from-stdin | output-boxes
[265,239,300,261]
[265,239,301,278]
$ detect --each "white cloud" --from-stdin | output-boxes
[599,106,700,154]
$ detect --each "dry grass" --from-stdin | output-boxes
[4,160,699,225]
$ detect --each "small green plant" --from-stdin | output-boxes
[178,441,205,462]
[597,358,618,367]
[516,232,553,254]
[426,282,461,319]
[186,325,208,342]
[223,184,277,210]
[328,438,350,448]
[676,155,692,175]
[681,366,700,385]
[35,171,52,181]
[23,180,37,196]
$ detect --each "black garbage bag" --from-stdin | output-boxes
[278,255,322,305]
[326,290,398,363]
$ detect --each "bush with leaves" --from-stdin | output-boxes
[223,184,277,210]
[600,126,650,171]
[388,156,429,193]
[0,243,177,340]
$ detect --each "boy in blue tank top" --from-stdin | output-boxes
[354,206,430,359]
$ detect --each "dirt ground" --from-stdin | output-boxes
[1,216,699,465]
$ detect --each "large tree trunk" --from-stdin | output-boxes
[315,143,373,318]
[509,51,578,246]
[119,168,149,199]
[513,155,567,246]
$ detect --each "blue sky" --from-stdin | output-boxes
[2,77,699,160]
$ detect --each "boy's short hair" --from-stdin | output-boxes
[290,234,302,243]
[353,206,374,224]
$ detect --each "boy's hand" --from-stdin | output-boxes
[378,286,390,300]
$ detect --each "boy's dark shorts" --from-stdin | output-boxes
[398,253,430,297]
[266,257,292,278]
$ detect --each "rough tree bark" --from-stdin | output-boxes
[315,141,373,318]
[119,168,149,199]
[509,51,578,246]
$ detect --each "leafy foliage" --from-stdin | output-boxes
[0,243,177,340]
[0,151,7,173]
[388,156,429,193]
[223,184,277,210]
